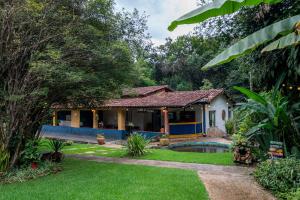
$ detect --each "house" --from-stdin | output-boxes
[43,85,233,140]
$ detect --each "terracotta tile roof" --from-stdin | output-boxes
[122,85,172,97]
[103,89,224,108]
[51,86,225,109]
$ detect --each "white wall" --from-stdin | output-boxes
[205,95,231,133]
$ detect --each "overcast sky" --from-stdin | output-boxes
[115,0,198,46]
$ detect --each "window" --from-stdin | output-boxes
[209,111,216,127]
[222,110,226,121]
[179,111,195,122]
[168,112,177,123]
[228,110,232,119]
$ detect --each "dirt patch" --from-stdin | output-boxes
[198,171,276,200]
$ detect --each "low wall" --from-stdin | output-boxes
[41,125,162,140]
[169,122,202,135]
[41,125,126,140]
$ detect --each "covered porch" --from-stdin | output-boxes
[48,105,205,140]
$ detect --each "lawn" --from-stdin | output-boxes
[0,159,208,200]
[40,141,234,166]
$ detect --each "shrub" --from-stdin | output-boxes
[254,158,300,197]
[284,188,300,200]
[20,140,40,166]
[44,139,66,163]
[48,139,65,153]
[64,140,73,146]
[0,145,10,172]
[126,133,149,157]
[0,161,61,184]
[225,119,235,135]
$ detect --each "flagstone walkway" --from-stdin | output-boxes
[68,155,276,200]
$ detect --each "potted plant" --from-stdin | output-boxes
[159,134,170,146]
[232,134,254,165]
[96,134,105,145]
[21,140,41,169]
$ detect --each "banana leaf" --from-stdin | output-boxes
[234,86,268,105]
[262,32,300,52]
[202,15,300,69]
[168,0,282,31]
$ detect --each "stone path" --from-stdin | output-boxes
[68,155,276,200]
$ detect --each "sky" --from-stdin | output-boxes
[115,0,198,46]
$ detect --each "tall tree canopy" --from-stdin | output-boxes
[0,0,150,170]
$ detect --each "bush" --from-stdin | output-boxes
[0,145,10,172]
[20,140,40,166]
[284,188,300,200]
[254,158,300,198]
[64,140,73,146]
[48,139,65,153]
[126,133,149,157]
[0,161,61,184]
[43,139,65,163]
[225,119,235,135]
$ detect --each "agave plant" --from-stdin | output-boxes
[168,0,300,69]
[48,139,65,153]
[234,85,300,155]
[126,133,149,157]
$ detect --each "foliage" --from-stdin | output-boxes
[47,139,65,153]
[169,0,300,69]
[203,15,300,68]
[0,0,150,170]
[0,161,60,184]
[234,86,300,155]
[151,35,231,91]
[20,140,40,166]
[126,133,149,157]
[167,0,300,100]
[284,188,300,200]
[0,144,9,172]
[262,31,300,52]
[64,140,73,146]
[254,158,300,198]
[160,134,168,139]
[168,0,282,31]
[225,119,235,135]
[231,133,251,149]
[200,79,214,90]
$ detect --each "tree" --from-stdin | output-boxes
[150,35,232,91]
[168,0,300,68]
[0,0,148,170]
[234,86,300,155]
[200,79,213,90]
[168,0,300,153]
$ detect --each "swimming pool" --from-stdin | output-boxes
[169,142,230,153]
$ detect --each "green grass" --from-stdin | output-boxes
[40,141,234,166]
[140,149,233,166]
[0,159,208,200]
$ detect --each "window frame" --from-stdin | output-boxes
[209,110,216,127]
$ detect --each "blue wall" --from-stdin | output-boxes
[41,125,126,140]
[41,125,162,140]
[169,123,202,135]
